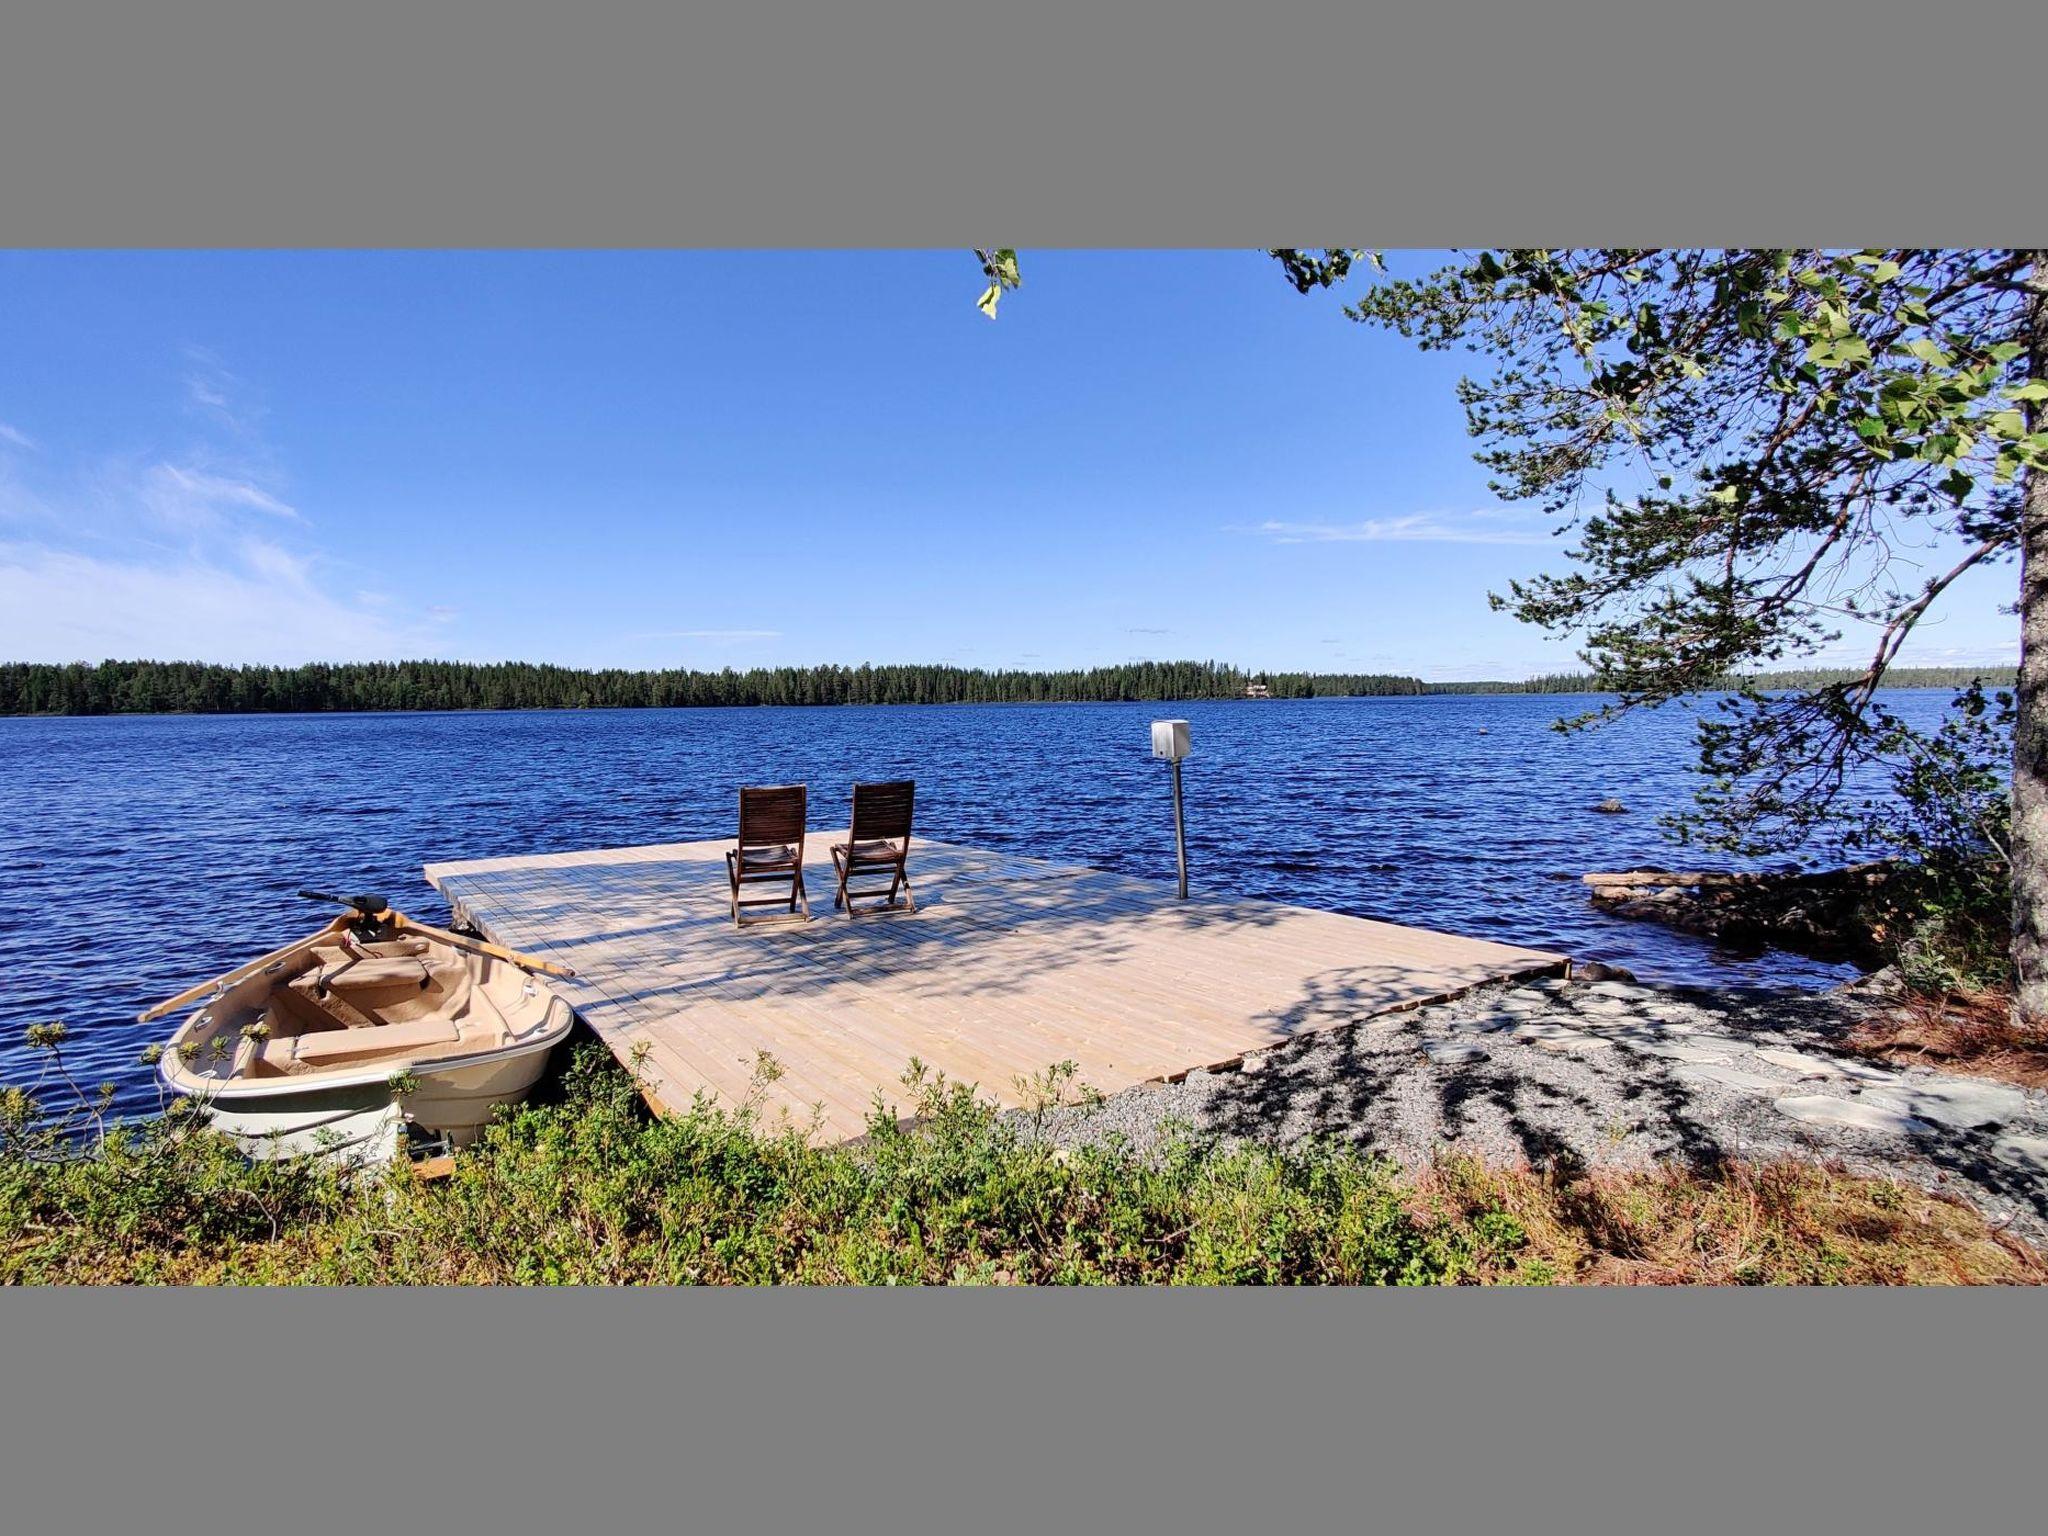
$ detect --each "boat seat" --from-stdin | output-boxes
[256,1016,462,1073]
[309,940,430,966]
[320,957,437,991]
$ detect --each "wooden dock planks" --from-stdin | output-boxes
[425,833,1567,1144]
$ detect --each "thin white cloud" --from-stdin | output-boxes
[1236,514,1553,547]
[145,463,301,525]
[0,423,34,451]
[0,539,419,664]
[183,347,264,437]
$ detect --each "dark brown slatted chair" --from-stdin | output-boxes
[831,780,916,916]
[726,784,810,926]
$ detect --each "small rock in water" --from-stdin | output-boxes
[1424,1041,1490,1065]
[1591,797,1628,814]
[1574,960,1639,984]
[1774,1094,1937,1137]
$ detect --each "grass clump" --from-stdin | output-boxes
[4,1041,2040,1285]
[1423,1157,2041,1285]
[1846,989,2048,1091]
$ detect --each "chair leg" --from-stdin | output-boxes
[835,855,851,915]
[896,867,916,912]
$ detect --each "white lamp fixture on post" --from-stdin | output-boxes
[1150,719,1191,899]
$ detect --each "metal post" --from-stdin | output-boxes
[1170,757,1188,899]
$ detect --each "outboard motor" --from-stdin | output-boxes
[297,889,396,942]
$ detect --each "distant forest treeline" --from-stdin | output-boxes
[0,659,2014,716]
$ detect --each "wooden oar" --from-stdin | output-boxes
[387,911,577,979]
[136,917,350,1024]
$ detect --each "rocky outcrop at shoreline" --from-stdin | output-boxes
[1581,862,1896,967]
[1029,971,2048,1246]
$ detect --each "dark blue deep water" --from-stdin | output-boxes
[0,694,1957,1114]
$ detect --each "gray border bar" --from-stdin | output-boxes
[4,1290,2041,1533]
[3,2,2042,245]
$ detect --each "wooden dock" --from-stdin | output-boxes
[425,834,1568,1143]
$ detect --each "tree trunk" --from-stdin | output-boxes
[2011,253,2048,1028]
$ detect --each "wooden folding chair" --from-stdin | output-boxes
[726,784,810,926]
[831,780,916,916]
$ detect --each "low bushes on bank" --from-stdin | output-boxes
[2,1043,2039,1285]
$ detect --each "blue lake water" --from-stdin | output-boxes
[0,693,1958,1114]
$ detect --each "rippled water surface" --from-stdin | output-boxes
[1,694,1955,1113]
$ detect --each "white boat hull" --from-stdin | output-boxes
[208,1094,407,1165]
[194,1023,568,1161]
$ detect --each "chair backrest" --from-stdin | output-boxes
[849,780,915,844]
[737,783,807,849]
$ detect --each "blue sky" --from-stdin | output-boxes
[0,250,2017,679]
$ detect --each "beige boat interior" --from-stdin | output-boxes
[170,935,560,1085]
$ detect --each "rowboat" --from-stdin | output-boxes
[139,892,578,1164]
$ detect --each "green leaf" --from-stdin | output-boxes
[1805,340,1869,369]
[972,248,1021,316]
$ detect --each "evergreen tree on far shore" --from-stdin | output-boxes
[0,658,2008,716]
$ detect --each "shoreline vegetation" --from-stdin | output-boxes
[5,1042,2038,1284]
[0,659,2012,716]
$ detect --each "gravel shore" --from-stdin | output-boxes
[1024,974,2048,1246]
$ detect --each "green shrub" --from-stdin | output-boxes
[4,1039,2038,1285]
